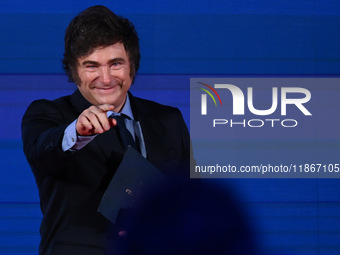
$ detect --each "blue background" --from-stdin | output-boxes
[1,0,340,254]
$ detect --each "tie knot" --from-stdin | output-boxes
[111,114,138,152]
[120,113,131,120]
[112,114,130,128]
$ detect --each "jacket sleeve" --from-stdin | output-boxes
[174,108,191,162]
[175,107,196,176]
[21,99,76,177]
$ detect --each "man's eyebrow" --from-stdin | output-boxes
[108,57,126,64]
[81,60,99,66]
[81,58,126,66]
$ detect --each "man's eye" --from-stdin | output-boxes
[85,65,98,71]
[111,62,123,69]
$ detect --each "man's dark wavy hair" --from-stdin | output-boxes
[62,5,140,84]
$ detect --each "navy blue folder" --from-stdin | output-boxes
[98,146,165,223]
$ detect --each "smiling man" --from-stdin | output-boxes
[21,5,191,255]
[75,43,132,136]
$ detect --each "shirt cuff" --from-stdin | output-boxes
[62,119,97,152]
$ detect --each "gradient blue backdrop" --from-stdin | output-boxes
[1,0,340,254]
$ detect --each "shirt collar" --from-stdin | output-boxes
[120,94,134,119]
[106,94,134,120]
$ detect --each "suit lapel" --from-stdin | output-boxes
[70,89,92,115]
[129,93,160,162]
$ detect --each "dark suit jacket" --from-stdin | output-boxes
[21,89,191,255]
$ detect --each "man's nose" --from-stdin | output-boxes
[98,66,112,84]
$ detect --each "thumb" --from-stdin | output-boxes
[98,104,115,112]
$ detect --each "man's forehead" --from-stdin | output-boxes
[77,43,128,64]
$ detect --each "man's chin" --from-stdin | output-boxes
[97,98,125,110]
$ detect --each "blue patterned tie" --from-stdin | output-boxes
[114,115,139,152]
